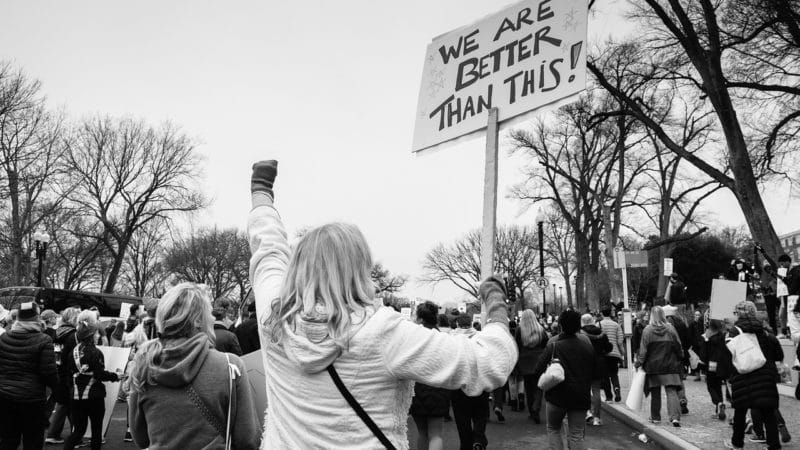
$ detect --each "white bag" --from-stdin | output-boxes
[538,341,565,392]
[625,368,646,411]
[726,326,766,374]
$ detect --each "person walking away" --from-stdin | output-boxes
[212,306,243,356]
[635,306,684,427]
[723,301,783,450]
[46,307,81,445]
[598,307,624,402]
[532,310,595,450]
[632,310,648,356]
[688,310,705,381]
[128,283,261,449]
[449,314,492,450]
[234,301,261,355]
[516,309,549,423]
[109,321,125,347]
[758,260,781,336]
[0,302,59,450]
[63,312,121,450]
[247,160,517,449]
[580,314,611,426]
[409,302,451,450]
[664,305,691,414]
[698,319,732,421]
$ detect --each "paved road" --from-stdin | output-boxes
[84,400,661,450]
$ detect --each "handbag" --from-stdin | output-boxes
[625,368,646,411]
[328,365,396,450]
[185,353,240,450]
[537,340,565,392]
[726,326,766,374]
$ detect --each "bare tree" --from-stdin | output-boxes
[541,209,576,307]
[121,218,169,298]
[163,227,249,301]
[43,213,109,290]
[64,116,206,293]
[0,62,68,285]
[587,0,800,259]
[421,226,542,309]
[371,262,408,296]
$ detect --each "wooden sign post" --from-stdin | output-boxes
[411,0,588,322]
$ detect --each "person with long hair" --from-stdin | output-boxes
[127,283,260,449]
[635,306,684,427]
[46,306,81,444]
[409,302,450,450]
[248,161,517,449]
[516,309,548,423]
[62,311,120,450]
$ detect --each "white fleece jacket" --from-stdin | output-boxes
[248,202,517,450]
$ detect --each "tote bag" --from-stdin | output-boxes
[538,341,565,392]
[726,326,766,374]
[625,368,646,411]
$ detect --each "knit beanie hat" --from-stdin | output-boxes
[18,302,40,322]
[663,305,678,317]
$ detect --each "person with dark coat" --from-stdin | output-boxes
[0,302,59,450]
[45,307,81,444]
[515,309,548,423]
[632,310,648,356]
[532,309,595,450]
[234,302,261,355]
[63,312,121,450]
[688,310,705,379]
[664,305,691,414]
[212,307,242,356]
[724,301,783,450]
[580,314,612,426]
[697,319,733,421]
[636,306,684,427]
[409,302,451,450]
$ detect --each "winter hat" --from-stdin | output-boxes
[40,309,58,324]
[581,314,595,326]
[18,302,40,322]
[663,305,678,317]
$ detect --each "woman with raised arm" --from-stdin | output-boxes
[248,160,517,450]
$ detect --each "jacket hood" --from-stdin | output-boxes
[648,323,671,336]
[735,316,763,334]
[452,327,477,338]
[55,324,76,341]
[581,324,602,337]
[280,306,377,375]
[149,333,212,387]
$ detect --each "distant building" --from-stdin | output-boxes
[780,229,800,261]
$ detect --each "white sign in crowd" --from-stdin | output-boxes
[412,0,588,152]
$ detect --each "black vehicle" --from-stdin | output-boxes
[0,287,144,318]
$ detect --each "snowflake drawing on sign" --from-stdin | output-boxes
[426,64,446,99]
[564,8,579,32]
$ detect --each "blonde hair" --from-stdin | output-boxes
[61,307,81,326]
[265,222,375,345]
[649,306,667,326]
[735,300,757,319]
[132,283,215,390]
[518,309,546,347]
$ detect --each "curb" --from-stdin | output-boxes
[600,402,701,450]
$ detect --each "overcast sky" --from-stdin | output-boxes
[2,0,796,302]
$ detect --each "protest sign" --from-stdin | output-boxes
[709,279,747,320]
[86,346,131,439]
[119,302,132,319]
[663,258,673,276]
[400,307,413,319]
[412,0,588,152]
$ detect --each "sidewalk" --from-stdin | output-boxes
[602,369,800,450]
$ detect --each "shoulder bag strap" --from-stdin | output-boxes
[224,353,240,450]
[327,365,396,450]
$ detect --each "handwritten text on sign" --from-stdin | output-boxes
[412,0,587,152]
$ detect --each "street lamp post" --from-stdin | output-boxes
[552,283,557,314]
[535,209,546,316]
[559,286,563,313]
[33,230,51,287]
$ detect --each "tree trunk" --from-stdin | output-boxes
[103,238,130,294]
[656,243,675,296]
[7,169,24,285]
[602,204,623,304]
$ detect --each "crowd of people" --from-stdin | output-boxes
[0,160,797,450]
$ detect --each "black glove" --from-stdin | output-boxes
[478,276,509,326]
[251,160,278,200]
